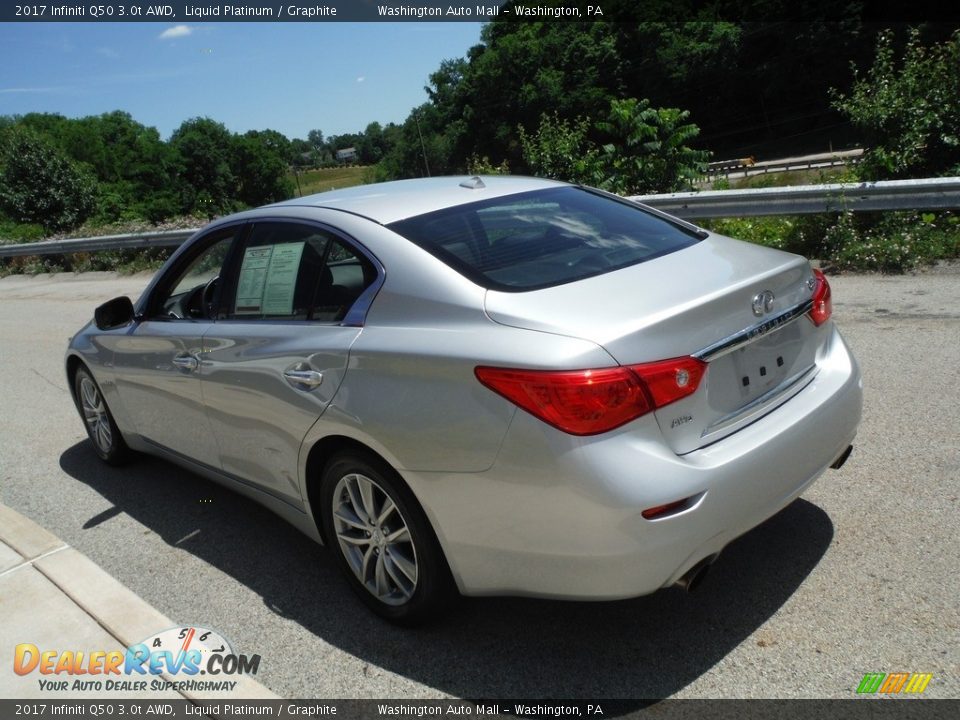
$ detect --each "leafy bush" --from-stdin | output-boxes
[1,246,173,277]
[138,192,182,225]
[833,29,960,180]
[595,99,709,194]
[64,247,173,274]
[465,154,510,176]
[0,218,46,243]
[703,217,797,251]
[518,113,599,185]
[518,98,708,194]
[703,211,959,273]
[826,212,959,273]
[0,127,97,231]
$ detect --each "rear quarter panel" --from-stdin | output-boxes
[292,213,619,473]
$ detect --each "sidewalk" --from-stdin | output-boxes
[0,503,278,701]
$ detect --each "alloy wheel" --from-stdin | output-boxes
[79,375,113,454]
[331,472,419,606]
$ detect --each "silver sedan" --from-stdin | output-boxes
[66,176,862,624]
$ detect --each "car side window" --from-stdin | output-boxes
[150,230,236,320]
[223,222,375,323]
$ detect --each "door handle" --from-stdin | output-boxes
[283,369,323,390]
[172,354,199,372]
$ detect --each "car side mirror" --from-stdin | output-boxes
[94,296,136,330]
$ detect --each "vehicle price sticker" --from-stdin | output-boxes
[261,241,304,315]
[235,242,304,316]
[235,246,273,314]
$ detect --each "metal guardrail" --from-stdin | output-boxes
[705,149,864,180]
[2,177,959,259]
[631,176,960,220]
[0,228,197,259]
[748,148,863,175]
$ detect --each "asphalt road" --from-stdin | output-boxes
[0,268,957,700]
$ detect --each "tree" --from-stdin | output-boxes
[0,127,97,231]
[596,99,709,194]
[169,118,237,216]
[307,129,325,151]
[424,58,472,164]
[833,29,960,180]
[289,137,315,167]
[376,104,457,180]
[232,130,294,207]
[357,122,389,164]
[64,112,177,222]
[445,22,622,168]
[386,4,925,175]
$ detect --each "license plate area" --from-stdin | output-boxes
[708,321,810,412]
[731,342,794,400]
[653,318,819,454]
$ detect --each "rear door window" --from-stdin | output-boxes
[221,222,375,322]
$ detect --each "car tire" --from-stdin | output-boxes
[320,449,455,625]
[73,366,130,465]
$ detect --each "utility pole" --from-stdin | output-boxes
[414,109,431,177]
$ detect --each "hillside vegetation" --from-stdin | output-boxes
[2,11,958,273]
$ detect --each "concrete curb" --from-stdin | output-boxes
[0,504,65,560]
[0,503,279,704]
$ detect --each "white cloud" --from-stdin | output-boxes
[356,76,365,83]
[96,47,120,59]
[0,86,65,94]
[158,25,193,40]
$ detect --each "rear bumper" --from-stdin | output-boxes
[404,325,862,599]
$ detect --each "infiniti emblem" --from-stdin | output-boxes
[751,290,776,316]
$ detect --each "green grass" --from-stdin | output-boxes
[289,166,370,196]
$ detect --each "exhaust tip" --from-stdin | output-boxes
[830,444,853,470]
[675,557,714,593]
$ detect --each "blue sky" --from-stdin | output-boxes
[0,22,483,140]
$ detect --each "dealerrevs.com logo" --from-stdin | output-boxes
[856,673,933,695]
[13,626,260,693]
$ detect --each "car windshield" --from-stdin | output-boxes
[387,186,702,291]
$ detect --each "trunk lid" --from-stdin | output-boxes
[483,234,821,453]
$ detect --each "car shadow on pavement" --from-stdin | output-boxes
[61,441,834,701]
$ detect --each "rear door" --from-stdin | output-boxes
[200,220,377,505]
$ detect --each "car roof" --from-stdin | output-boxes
[267,175,569,225]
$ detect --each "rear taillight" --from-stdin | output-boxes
[475,356,706,436]
[630,356,706,409]
[808,268,832,326]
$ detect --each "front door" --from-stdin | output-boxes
[111,227,238,467]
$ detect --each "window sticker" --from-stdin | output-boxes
[262,242,305,315]
[235,246,273,314]
[234,242,305,316]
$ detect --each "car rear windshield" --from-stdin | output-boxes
[387,186,702,291]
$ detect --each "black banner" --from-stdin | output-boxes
[4,1,960,24]
[1,700,959,720]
